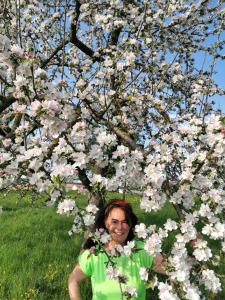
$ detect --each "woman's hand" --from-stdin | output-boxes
[152,253,167,275]
[68,264,87,300]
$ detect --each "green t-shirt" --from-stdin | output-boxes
[78,240,154,300]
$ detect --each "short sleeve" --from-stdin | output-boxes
[78,250,93,276]
[135,240,154,269]
[140,249,154,269]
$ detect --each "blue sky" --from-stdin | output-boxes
[213,58,225,112]
[193,24,225,113]
[205,1,225,112]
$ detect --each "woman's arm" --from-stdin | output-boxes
[152,253,167,275]
[68,264,88,300]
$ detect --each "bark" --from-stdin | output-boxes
[0,95,17,113]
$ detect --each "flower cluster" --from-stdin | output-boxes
[106,266,137,299]
[57,199,77,215]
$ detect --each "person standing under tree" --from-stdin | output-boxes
[68,199,166,300]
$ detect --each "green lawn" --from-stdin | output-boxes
[0,190,224,300]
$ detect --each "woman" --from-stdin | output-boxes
[68,199,165,300]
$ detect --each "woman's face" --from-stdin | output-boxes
[104,207,130,245]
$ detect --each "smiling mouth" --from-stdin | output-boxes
[114,232,124,236]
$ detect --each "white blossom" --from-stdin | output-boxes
[158,282,179,300]
[185,286,201,300]
[124,286,137,298]
[144,233,162,255]
[106,266,119,280]
[193,240,212,261]
[57,199,76,215]
[139,267,148,281]
[123,241,135,256]
[83,214,95,226]
[11,44,24,57]
[86,204,99,214]
[202,269,221,293]
[135,223,147,239]
[164,219,178,232]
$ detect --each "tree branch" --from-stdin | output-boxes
[70,33,100,62]
[109,125,137,151]
[70,12,101,62]
[0,74,13,87]
[40,38,70,68]
[0,94,17,113]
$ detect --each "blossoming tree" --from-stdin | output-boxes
[0,0,225,299]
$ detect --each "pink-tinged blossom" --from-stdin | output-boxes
[57,199,76,215]
[11,44,24,57]
[28,158,42,172]
[144,233,162,255]
[106,266,119,280]
[42,100,62,115]
[12,102,26,113]
[29,100,42,116]
[17,148,42,162]
[0,153,12,163]
[208,189,224,204]
[124,286,137,298]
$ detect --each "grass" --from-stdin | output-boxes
[0,190,224,300]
